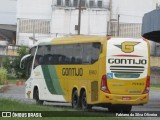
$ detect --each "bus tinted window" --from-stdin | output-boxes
[82,43,92,64]
[91,42,101,63]
[34,42,101,66]
[73,44,83,64]
[64,45,73,64]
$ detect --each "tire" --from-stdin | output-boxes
[81,91,92,110]
[108,105,132,113]
[108,105,121,113]
[72,90,79,108]
[122,105,132,113]
[34,88,44,105]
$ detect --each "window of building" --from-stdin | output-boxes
[89,0,94,8]
[81,0,86,7]
[65,0,70,7]
[57,0,62,6]
[97,1,103,8]
[19,19,50,34]
[73,0,78,7]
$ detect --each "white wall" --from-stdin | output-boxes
[16,0,160,46]
[17,0,52,19]
[51,9,109,36]
[16,0,52,46]
[0,0,17,25]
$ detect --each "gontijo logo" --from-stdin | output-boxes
[115,42,140,53]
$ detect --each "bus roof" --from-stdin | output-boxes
[31,35,144,48]
[37,35,106,46]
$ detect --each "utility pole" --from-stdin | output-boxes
[108,0,112,36]
[33,20,35,44]
[117,14,120,36]
[78,0,82,35]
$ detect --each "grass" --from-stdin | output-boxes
[0,99,129,120]
[150,83,160,88]
[0,99,67,111]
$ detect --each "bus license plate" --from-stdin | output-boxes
[122,97,131,100]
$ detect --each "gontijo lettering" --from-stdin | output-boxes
[62,68,83,76]
[108,58,147,65]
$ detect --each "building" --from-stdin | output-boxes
[16,0,52,46]
[0,0,18,65]
[16,0,159,47]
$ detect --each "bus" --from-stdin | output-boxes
[20,36,150,113]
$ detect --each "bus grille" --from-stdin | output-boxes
[110,66,145,74]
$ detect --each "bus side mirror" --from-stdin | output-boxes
[20,54,31,69]
[20,60,25,69]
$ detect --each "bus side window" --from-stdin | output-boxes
[73,44,82,64]
[26,47,36,78]
[63,45,73,64]
[91,42,101,64]
[82,43,92,64]
[34,46,45,67]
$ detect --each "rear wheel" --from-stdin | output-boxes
[81,91,92,110]
[108,105,132,113]
[34,88,44,105]
[122,105,132,113]
[72,90,79,108]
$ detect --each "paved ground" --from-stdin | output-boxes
[0,84,35,104]
[1,84,160,112]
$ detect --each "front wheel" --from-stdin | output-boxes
[81,91,92,110]
[34,89,44,105]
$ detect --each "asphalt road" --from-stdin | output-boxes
[1,84,160,112]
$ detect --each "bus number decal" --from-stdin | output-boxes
[89,70,97,75]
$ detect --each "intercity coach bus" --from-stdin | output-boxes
[20,36,150,113]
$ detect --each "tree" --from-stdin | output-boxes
[2,46,29,78]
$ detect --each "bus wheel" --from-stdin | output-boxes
[108,105,121,113]
[108,105,132,113]
[122,105,132,113]
[72,90,79,108]
[81,91,92,110]
[34,88,44,105]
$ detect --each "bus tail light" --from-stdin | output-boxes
[101,75,110,93]
[106,37,111,40]
[143,76,150,94]
[142,37,147,42]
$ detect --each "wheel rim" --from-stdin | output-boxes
[82,92,87,108]
[73,95,78,106]
[72,91,78,107]
[35,90,39,101]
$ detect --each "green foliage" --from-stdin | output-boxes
[0,68,7,85]
[2,57,11,73]
[2,46,29,79]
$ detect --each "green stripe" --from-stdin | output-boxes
[42,65,64,95]
[42,65,57,94]
[48,66,64,95]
